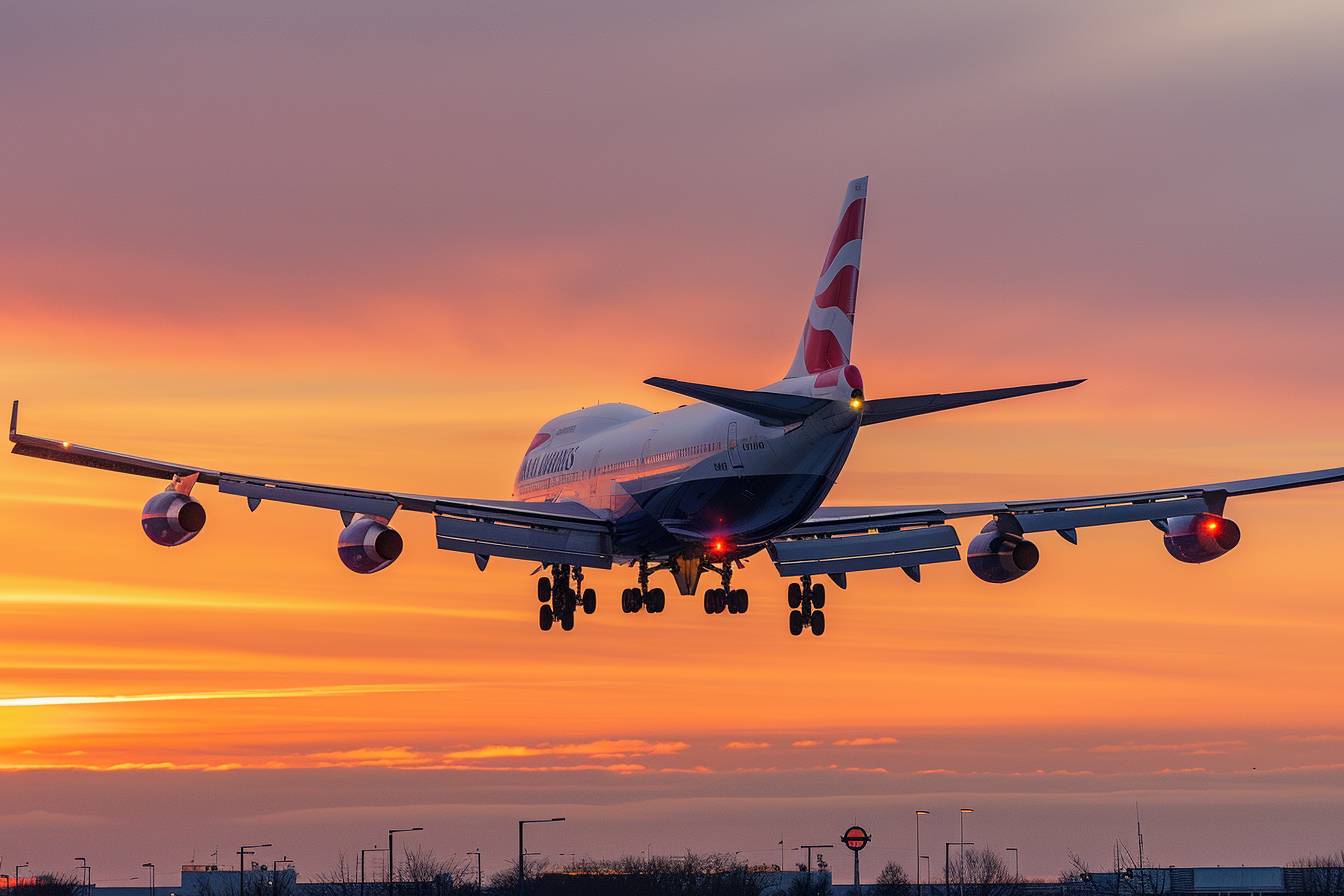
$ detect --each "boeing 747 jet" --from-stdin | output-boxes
[12,177,1344,636]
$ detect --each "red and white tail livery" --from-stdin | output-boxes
[787,175,867,379]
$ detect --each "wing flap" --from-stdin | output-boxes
[435,516,612,569]
[769,524,961,576]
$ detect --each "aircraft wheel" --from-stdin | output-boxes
[539,604,554,631]
[631,588,645,613]
[560,610,575,632]
[810,610,826,636]
[787,582,802,609]
[703,590,716,614]
[538,577,552,602]
[715,589,728,614]
[648,587,666,613]
[732,589,748,613]
[811,583,826,609]
[788,609,804,636]
[582,588,597,615]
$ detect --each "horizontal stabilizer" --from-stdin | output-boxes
[644,377,831,426]
[860,379,1084,425]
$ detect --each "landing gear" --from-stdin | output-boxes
[702,563,749,615]
[621,558,666,614]
[787,576,827,637]
[535,564,594,632]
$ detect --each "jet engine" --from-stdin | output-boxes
[1162,512,1240,564]
[338,516,403,574]
[141,490,207,546]
[967,519,1040,583]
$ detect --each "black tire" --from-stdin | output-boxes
[703,591,714,614]
[648,587,665,613]
[582,588,597,615]
[739,589,749,613]
[811,583,826,609]
[810,609,826,636]
[539,604,554,631]
[788,609,804,636]
[787,582,802,608]
[714,589,727,614]
[560,611,575,631]
[631,589,644,613]
[563,587,577,614]
[538,577,552,602]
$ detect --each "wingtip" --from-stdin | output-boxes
[8,400,17,440]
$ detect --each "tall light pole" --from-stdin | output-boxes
[240,844,272,896]
[517,818,564,896]
[1006,848,1019,881]
[798,845,833,876]
[945,842,972,896]
[360,847,388,896]
[959,809,974,896]
[76,859,91,893]
[921,856,930,894]
[387,827,423,896]
[915,810,930,895]
[143,862,156,896]
[466,851,481,892]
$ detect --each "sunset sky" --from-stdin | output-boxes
[4,0,1344,885]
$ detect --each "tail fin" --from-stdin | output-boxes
[785,176,867,379]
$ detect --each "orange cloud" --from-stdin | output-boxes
[833,736,899,747]
[723,741,770,750]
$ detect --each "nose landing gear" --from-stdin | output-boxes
[536,565,596,632]
[787,576,826,636]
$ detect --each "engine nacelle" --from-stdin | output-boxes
[1163,512,1240,564]
[338,517,403,574]
[141,490,207,546]
[967,520,1040,584]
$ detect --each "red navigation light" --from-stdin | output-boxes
[1203,517,1222,535]
[711,539,727,554]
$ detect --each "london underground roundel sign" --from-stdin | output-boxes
[843,825,870,851]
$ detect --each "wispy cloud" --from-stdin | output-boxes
[1088,740,1245,754]
[833,736,899,747]
[791,740,821,748]
[723,741,770,750]
[0,683,448,708]
[443,739,688,761]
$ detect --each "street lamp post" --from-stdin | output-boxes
[76,859,91,894]
[360,847,388,896]
[517,818,565,896]
[915,811,930,895]
[1006,848,1019,881]
[921,856,931,894]
[959,809,974,896]
[240,844,272,896]
[387,827,423,896]
[798,845,834,877]
[143,863,156,896]
[946,842,973,896]
[466,851,481,892]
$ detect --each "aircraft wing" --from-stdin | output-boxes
[769,466,1344,578]
[8,401,614,569]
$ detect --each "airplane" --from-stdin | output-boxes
[11,176,1344,638]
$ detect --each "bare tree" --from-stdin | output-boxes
[1288,853,1344,896]
[875,862,912,896]
[949,848,1017,896]
[310,853,360,896]
[12,873,82,896]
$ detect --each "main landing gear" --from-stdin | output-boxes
[536,564,596,632]
[621,557,666,614]
[787,576,826,637]
[703,562,749,615]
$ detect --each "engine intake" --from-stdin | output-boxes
[338,517,403,574]
[1163,513,1240,564]
[967,520,1039,584]
[141,490,207,547]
